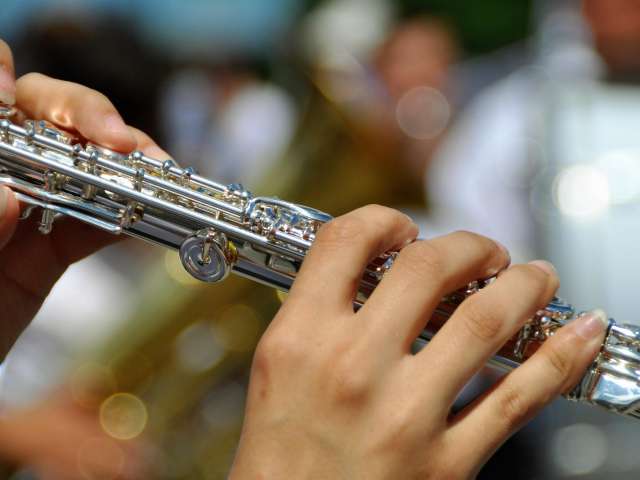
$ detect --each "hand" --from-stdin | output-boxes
[0,39,170,359]
[230,205,607,479]
[0,392,149,480]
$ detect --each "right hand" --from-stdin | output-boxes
[231,205,607,479]
[0,39,170,359]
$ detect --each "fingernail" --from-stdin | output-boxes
[0,187,8,217]
[401,237,416,247]
[528,259,556,276]
[0,66,15,105]
[144,145,168,159]
[103,113,136,143]
[573,308,608,340]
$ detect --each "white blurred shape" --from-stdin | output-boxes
[551,423,608,476]
[175,321,225,373]
[213,83,296,185]
[302,0,394,61]
[32,255,135,348]
[596,149,640,205]
[553,164,609,218]
[396,86,450,140]
[202,382,246,431]
[316,50,369,104]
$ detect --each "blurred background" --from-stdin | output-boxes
[1,0,640,478]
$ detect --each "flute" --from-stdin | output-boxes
[1,104,639,419]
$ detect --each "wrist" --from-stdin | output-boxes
[229,428,347,480]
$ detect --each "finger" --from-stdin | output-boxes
[24,127,169,266]
[15,73,136,152]
[127,126,172,160]
[416,260,559,408]
[359,231,509,349]
[288,205,418,314]
[0,39,15,105]
[0,186,20,249]
[448,309,608,471]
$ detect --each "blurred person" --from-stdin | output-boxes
[423,4,640,476]
[160,64,297,187]
[0,36,612,480]
[425,0,640,262]
[305,16,459,208]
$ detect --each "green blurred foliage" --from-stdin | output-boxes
[305,0,533,56]
[401,0,533,55]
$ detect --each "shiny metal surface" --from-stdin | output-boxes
[1,106,639,419]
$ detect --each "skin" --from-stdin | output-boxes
[0,39,608,478]
[0,39,169,361]
[0,392,149,480]
[229,209,607,479]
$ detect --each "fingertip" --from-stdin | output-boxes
[143,144,171,159]
[571,309,608,341]
[126,125,172,161]
[100,113,137,151]
[528,260,556,277]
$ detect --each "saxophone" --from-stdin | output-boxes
[1,104,639,419]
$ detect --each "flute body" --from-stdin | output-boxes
[0,105,639,419]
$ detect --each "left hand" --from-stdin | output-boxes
[0,38,170,359]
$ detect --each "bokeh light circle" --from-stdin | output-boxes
[100,393,148,440]
[553,164,609,219]
[551,423,608,475]
[395,86,450,140]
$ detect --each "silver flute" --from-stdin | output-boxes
[0,105,639,419]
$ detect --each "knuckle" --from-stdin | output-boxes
[511,264,556,299]
[83,87,114,111]
[316,215,366,247]
[519,263,553,286]
[497,384,530,431]
[16,71,47,86]
[541,341,573,382]
[450,229,488,245]
[398,240,445,278]
[361,203,396,218]
[452,230,507,263]
[330,361,371,406]
[458,297,505,342]
[254,330,305,369]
